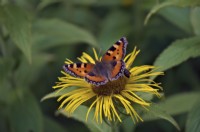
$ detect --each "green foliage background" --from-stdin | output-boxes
[0,0,200,132]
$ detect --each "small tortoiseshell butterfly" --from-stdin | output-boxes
[63,37,130,86]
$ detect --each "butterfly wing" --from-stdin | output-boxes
[63,63,94,78]
[110,60,125,81]
[63,63,108,86]
[85,72,108,86]
[102,37,128,62]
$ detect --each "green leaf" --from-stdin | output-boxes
[44,116,67,132]
[121,117,136,132]
[32,19,98,50]
[159,92,200,115]
[142,103,180,130]
[153,36,200,77]
[48,0,129,6]
[0,57,15,103]
[0,57,14,82]
[144,1,174,25]
[158,6,192,34]
[97,10,131,51]
[135,92,155,102]
[191,7,200,35]
[14,53,53,87]
[144,0,200,25]
[174,0,200,6]
[41,87,77,101]
[0,115,8,132]
[0,5,32,62]
[186,99,200,132]
[0,79,13,104]
[70,0,123,6]
[37,0,62,10]
[8,91,43,132]
[59,105,112,132]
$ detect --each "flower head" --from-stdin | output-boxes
[53,45,163,123]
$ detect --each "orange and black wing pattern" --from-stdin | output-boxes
[85,72,108,86]
[63,63,94,78]
[102,37,128,62]
[110,60,125,81]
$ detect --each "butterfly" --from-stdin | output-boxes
[63,37,131,86]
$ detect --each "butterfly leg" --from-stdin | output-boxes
[124,69,131,78]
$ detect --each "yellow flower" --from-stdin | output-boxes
[53,47,163,123]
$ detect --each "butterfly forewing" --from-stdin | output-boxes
[63,63,94,78]
[102,37,128,62]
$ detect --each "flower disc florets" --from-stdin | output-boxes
[92,76,127,95]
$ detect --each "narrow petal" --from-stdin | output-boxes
[65,59,73,64]
[86,96,98,121]
[93,48,99,61]
[77,57,88,63]
[125,47,140,69]
[82,52,95,64]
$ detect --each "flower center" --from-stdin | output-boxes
[92,76,128,95]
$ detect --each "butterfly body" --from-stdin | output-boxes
[63,37,129,86]
[90,61,113,80]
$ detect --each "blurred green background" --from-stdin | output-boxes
[0,0,200,132]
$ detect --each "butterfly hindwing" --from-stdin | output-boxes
[63,63,94,78]
[102,37,128,62]
[110,60,125,81]
[85,72,108,86]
